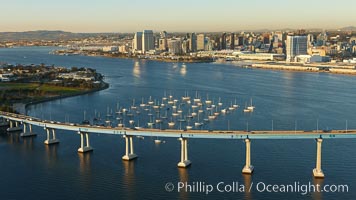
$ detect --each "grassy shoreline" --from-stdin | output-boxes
[0,82,109,113]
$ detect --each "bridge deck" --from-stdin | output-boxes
[2,111,356,139]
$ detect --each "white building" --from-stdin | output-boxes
[197,34,205,51]
[0,73,15,82]
[102,46,118,52]
[133,32,143,53]
[236,52,285,61]
[286,36,307,62]
[142,30,154,54]
[295,55,331,63]
[168,39,182,55]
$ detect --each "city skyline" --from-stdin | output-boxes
[1,0,356,33]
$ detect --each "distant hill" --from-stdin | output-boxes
[0,30,105,41]
[339,26,356,31]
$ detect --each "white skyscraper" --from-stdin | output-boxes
[197,34,205,51]
[142,30,154,53]
[286,36,307,62]
[133,32,143,52]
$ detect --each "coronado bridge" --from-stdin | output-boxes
[2,111,356,179]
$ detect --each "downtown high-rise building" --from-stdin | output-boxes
[197,34,205,51]
[133,32,143,52]
[189,33,197,52]
[142,30,155,53]
[220,32,227,50]
[229,33,235,50]
[286,35,307,62]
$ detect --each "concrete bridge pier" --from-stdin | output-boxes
[242,139,254,174]
[313,138,325,178]
[177,138,191,168]
[122,135,137,160]
[44,128,59,145]
[78,132,93,153]
[7,120,23,132]
[20,123,37,137]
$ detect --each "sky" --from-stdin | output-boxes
[1,0,356,33]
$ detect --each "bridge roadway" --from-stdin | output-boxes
[1,111,356,139]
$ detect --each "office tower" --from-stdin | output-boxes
[307,34,314,48]
[237,36,244,46]
[168,38,182,55]
[230,33,235,50]
[286,35,308,62]
[197,34,205,51]
[220,32,227,50]
[159,38,168,51]
[133,32,143,52]
[189,33,197,52]
[160,31,168,39]
[142,30,155,53]
[182,39,189,54]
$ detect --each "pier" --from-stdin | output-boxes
[2,111,356,178]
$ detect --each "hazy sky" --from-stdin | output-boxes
[1,0,356,33]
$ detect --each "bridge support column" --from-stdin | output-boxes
[313,138,325,178]
[78,132,93,153]
[122,135,137,160]
[178,138,191,168]
[20,123,37,137]
[7,120,23,132]
[44,128,59,145]
[242,139,254,174]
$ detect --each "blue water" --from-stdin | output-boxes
[0,47,355,199]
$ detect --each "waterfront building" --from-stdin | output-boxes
[189,33,197,52]
[142,30,155,54]
[197,34,205,51]
[102,46,118,52]
[236,52,285,61]
[286,35,308,62]
[133,32,143,52]
[295,55,331,63]
[168,38,182,55]
[182,40,189,54]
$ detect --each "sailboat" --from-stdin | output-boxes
[214,106,220,116]
[148,96,154,105]
[162,90,168,101]
[154,137,162,144]
[194,112,203,127]
[131,98,137,110]
[168,116,175,127]
[243,102,252,113]
[140,97,146,107]
[229,101,235,110]
[194,91,201,102]
[205,93,212,104]
[182,91,190,101]
[218,97,223,106]
[118,119,124,128]
[247,98,255,111]
[233,98,239,108]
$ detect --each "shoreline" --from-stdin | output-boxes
[11,82,109,113]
